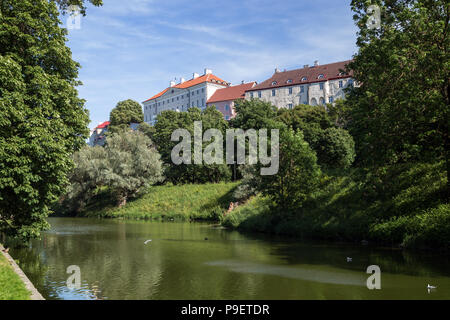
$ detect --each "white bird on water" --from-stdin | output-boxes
[427,284,437,289]
[346,257,352,262]
[144,240,152,245]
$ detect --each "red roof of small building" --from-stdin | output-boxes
[247,60,353,92]
[207,82,257,104]
[96,121,110,129]
[143,73,230,103]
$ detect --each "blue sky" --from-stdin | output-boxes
[65,0,358,129]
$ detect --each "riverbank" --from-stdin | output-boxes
[223,161,449,250]
[80,182,238,221]
[0,244,44,300]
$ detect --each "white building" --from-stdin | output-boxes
[142,69,230,126]
[88,121,109,146]
[244,60,354,109]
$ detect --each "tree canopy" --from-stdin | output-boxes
[0,0,90,240]
[109,99,144,134]
[347,0,449,196]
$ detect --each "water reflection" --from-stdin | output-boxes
[9,218,450,300]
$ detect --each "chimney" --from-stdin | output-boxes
[275,67,280,73]
[303,64,309,68]
[170,80,176,87]
[193,72,200,79]
[179,77,185,84]
[314,60,319,66]
[241,80,245,84]
[204,68,212,75]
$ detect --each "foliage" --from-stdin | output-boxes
[108,99,144,134]
[316,128,356,169]
[60,131,163,212]
[224,161,448,249]
[232,165,261,202]
[152,106,231,184]
[277,104,355,169]
[347,0,449,197]
[0,0,89,241]
[61,146,108,214]
[231,99,280,130]
[258,128,321,213]
[104,131,163,206]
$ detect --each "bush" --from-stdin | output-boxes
[316,127,355,169]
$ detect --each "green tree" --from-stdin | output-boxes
[104,131,163,207]
[231,99,280,130]
[258,129,321,212]
[152,107,231,184]
[63,146,108,214]
[277,104,355,169]
[348,0,449,197]
[316,128,356,169]
[109,99,144,134]
[0,0,90,240]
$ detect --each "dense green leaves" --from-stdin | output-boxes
[152,106,231,184]
[0,0,89,241]
[63,131,163,211]
[347,0,449,196]
[259,129,321,213]
[109,99,144,134]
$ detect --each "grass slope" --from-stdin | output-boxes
[223,162,449,249]
[0,253,30,300]
[81,182,239,221]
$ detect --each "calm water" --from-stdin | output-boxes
[10,218,450,300]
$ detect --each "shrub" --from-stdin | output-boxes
[316,127,356,169]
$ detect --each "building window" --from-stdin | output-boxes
[192,102,194,107]
[202,98,204,107]
[272,81,277,86]
[172,98,174,102]
[348,79,354,87]
[287,79,293,84]
[202,88,204,93]
[258,91,262,98]
[301,77,307,81]
[320,83,324,90]
[288,103,293,109]
[300,86,304,93]
[329,97,334,103]
[250,92,254,99]
[339,80,343,88]
[318,74,324,79]
[225,105,230,111]
[272,89,276,96]
[197,90,199,94]
[288,87,293,95]
[225,115,230,120]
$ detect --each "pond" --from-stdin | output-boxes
[10,218,450,300]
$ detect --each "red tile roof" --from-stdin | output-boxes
[96,121,110,129]
[143,73,230,103]
[247,60,353,92]
[207,82,257,104]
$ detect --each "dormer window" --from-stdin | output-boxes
[287,79,293,84]
[318,74,324,79]
[272,81,277,86]
[301,77,307,82]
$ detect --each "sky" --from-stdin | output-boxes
[64,0,358,129]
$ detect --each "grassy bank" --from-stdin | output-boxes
[223,161,449,250]
[0,252,30,300]
[80,182,238,221]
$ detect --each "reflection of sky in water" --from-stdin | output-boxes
[206,260,366,286]
[47,281,105,300]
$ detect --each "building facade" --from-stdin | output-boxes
[244,60,354,109]
[206,81,256,120]
[142,69,230,126]
[88,121,110,146]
